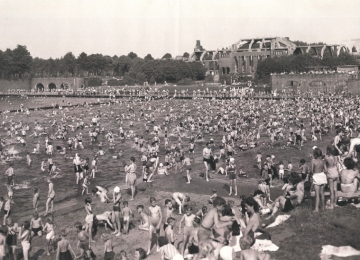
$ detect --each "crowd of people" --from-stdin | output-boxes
[0,90,360,260]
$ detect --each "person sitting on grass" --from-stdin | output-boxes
[339,157,360,194]
[239,235,270,260]
[266,173,304,219]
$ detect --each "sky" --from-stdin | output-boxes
[0,0,359,59]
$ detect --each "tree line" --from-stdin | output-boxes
[0,45,201,84]
[256,53,359,83]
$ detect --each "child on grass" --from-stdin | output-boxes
[43,216,56,256]
[82,174,90,195]
[33,188,39,213]
[239,235,270,260]
[101,233,115,260]
[137,205,149,231]
[121,201,133,234]
[179,206,196,256]
[165,217,176,245]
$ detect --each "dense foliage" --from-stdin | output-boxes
[25,47,206,83]
[0,45,32,79]
[256,53,359,82]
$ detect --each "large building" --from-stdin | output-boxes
[190,38,349,79]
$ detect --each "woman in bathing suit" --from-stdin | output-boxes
[324,146,339,209]
[84,197,94,249]
[19,221,31,260]
[6,218,19,260]
[45,178,55,216]
[226,158,237,196]
[147,197,162,255]
[311,148,327,212]
[112,187,122,237]
[126,157,137,201]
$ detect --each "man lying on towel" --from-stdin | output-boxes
[266,173,304,219]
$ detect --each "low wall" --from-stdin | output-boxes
[0,79,31,93]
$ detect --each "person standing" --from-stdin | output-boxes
[203,143,212,182]
[5,164,15,186]
[45,179,55,216]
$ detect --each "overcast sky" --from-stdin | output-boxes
[0,0,359,59]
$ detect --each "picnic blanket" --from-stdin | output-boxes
[319,245,360,259]
[267,215,291,228]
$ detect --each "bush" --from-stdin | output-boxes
[205,74,214,83]
[86,77,102,87]
[177,78,195,85]
[107,79,121,86]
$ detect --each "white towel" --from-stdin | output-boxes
[319,245,360,259]
[251,239,279,252]
[267,215,291,228]
[351,203,360,208]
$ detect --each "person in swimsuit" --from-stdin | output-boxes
[0,226,5,260]
[182,154,192,184]
[340,158,360,193]
[112,186,122,237]
[75,222,93,260]
[56,230,76,260]
[172,192,190,215]
[19,221,31,260]
[30,212,43,238]
[84,197,95,249]
[45,178,55,216]
[126,156,137,201]
[203,143,212,182]
[6,218,19,260]
[324,146,339,209]
[121,201,132,234]
[226,158,237,196]
[43,216,56,256]
[137,205,150,231]
[179,207,196,256]
[147,197,162,255]
[101,233,115,260]
[311,148,327,212]
[198,197,233,243]
[5,164,14,186]
[241,197,261,243]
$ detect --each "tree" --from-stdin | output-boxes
[144,54,154,62]
[183,52,190,58]
[114,55,132,76]
[11,45,33,77]
[77,52,88,71]
[63,52,76,75]
[127,52,138,59]
[135,72,147,84]
[162,53,172,59]
[129,58,145,78]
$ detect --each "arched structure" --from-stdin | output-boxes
[30,77,85,91]
[48,83,56,90]
[293,44,350,59]
[36,83,45,92]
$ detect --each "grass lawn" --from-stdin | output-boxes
[1,96,359,260]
